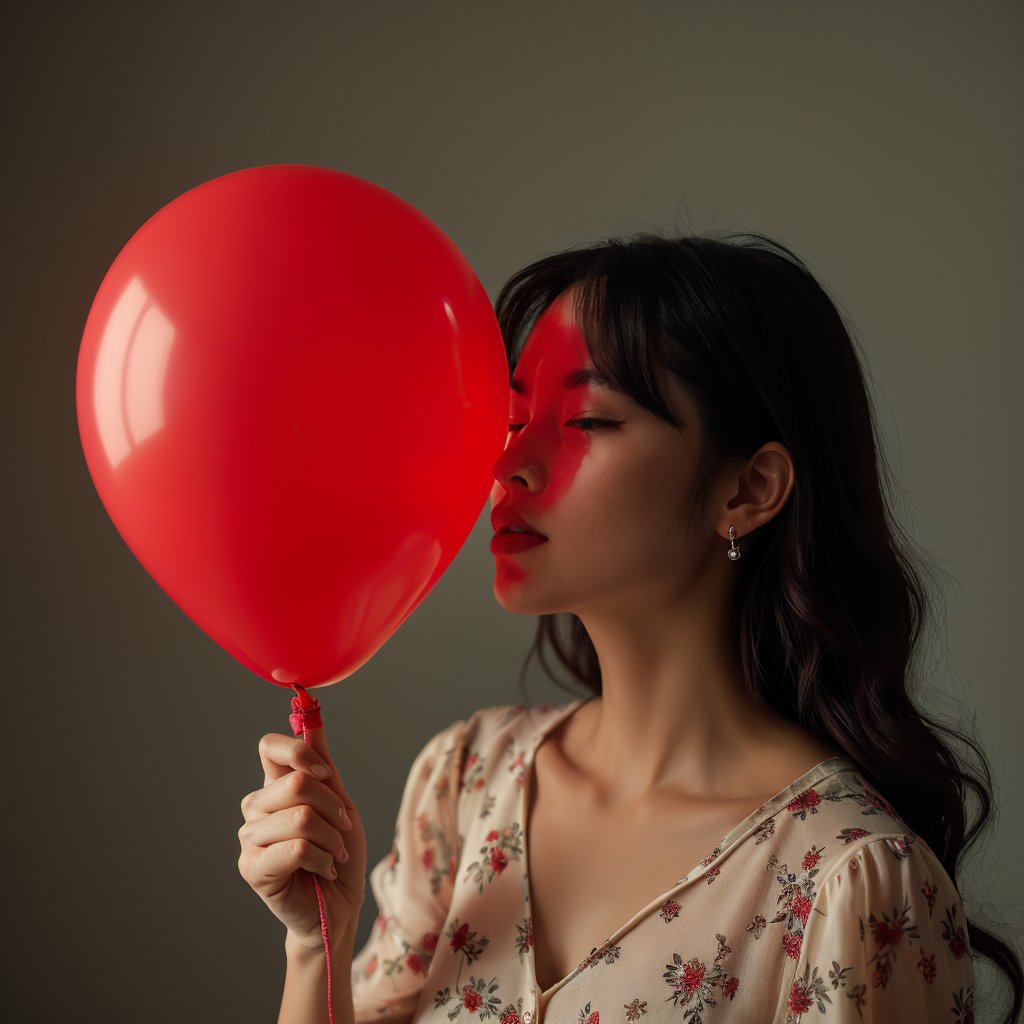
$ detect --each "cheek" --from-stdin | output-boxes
[523,426,592,514]
[567,448,687,542]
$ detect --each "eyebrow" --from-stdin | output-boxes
[510,368,618,396]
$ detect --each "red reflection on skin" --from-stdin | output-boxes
[490,291,599,586]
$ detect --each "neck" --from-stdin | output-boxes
[571,592,809,805]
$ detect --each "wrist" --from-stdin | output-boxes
[286,923,359,961]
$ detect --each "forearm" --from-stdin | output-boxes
[279,928,358,1024]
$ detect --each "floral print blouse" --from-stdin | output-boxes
[350,699,976,1024]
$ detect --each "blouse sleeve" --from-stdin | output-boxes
[350,715,469,1024]
[783,835,976,1023]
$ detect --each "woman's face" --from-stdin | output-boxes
[489,288,712,616]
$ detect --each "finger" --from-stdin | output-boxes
[240,803,349,866]
[246,836,339,884]
[258,732,334,787]
[292,724,359,825]
[242,768,347,831]
[256,730,357,828]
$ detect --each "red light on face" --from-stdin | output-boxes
[492,292,599,585]
[490,532,549,555]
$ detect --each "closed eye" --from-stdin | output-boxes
[507,418,621,433]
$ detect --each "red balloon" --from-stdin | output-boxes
[76,164,508,689]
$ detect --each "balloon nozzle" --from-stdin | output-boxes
[289,683,323,735]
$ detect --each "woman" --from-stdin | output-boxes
[238,232,1021,1024]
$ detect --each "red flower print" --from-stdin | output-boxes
[722,976,740,999]
[499,1010,522,1024]
[365,955,378,977]
[917,950,937,984]
[681,959,706,993]
[421,848,435,868]
[474,778,485,789]
[467,753,478,767]
[921,880,938,913]
[463,986,483,1012]
[942,905,969,959]
[792,893,812,925]
[704,865,721,884]
[659,899,681,922]
[870,918,904,949]
[788,981,813,1015]
[405,953,425,974]
[374,914,388,934]
[422,932,439,952]
[665,953,729,1013]
[839,826,871,844]
[802,849,822,870]
[782,933,803,960]
[450,922,470,951]
[786,786,819,819]
[788,789,821,811]
[465,821,524,892]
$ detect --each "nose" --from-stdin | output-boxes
[492,428,545,493]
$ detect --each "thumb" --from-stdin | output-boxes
[296,722,351,807]
[298,721,333,772]
[290,688,352,805]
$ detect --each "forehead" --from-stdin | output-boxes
[510,292,599,391]
[509,289,695,426]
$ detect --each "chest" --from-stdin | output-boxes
[524,760,768,997]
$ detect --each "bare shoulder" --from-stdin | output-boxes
[749,726,844,793]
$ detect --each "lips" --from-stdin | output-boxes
[490,531,548,554]
[490,503,546,537]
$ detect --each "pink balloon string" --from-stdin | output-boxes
[289,684,335,1024]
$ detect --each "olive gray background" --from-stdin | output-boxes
[3,2,1021,1021]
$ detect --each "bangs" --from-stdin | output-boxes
[497,238,688,430]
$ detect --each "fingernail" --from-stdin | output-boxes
[339,808,352,829]
[311,763,330,778]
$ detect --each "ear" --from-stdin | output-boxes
[720,442,795,538]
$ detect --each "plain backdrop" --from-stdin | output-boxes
[2,2,1021,1021]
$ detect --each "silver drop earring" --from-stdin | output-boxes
[727,526,741,561]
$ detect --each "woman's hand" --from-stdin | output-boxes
[237,726,368,952]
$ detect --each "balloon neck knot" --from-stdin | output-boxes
[289,684,323,736]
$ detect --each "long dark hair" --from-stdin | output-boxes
[495,230,1021,1023]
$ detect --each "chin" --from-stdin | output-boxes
[492,585,538,615]
[491,578,571,617]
